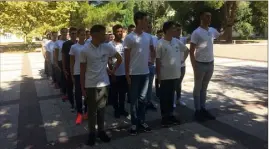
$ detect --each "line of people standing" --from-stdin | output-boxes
[41,9,222,146]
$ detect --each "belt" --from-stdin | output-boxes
[196,60,214,64]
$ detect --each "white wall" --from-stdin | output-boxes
[0,32,24,43]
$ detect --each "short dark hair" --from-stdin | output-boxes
[60,28,68,33]
[157,30,163,34]
[77,28,85,35]
[200,9,211,17]
[69,27,77,33]
[175,23,181,28]
[58,35,61,40]
[128,24,135,29]
[86,30,90,34]
[162,21,175,34]
[112,24,123,33]
[90,25,106,34]
[51,31,58,34]
[134,11,147,25]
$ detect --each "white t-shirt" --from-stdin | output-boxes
[80,42,117,88]
[69,43,85,75]
[54,40,66,61]
[179,36,188,67]
[190,27,220,62]
[156,38,188,80]
[123,32,153,75]
[46,40,56,64]
[109,41,125,76]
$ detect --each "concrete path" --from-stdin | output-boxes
[0,52,267,149]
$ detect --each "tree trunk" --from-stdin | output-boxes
[221,1,238,43]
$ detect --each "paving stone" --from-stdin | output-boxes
[0,104,19,149]
[0,81,20,102]
[217,109,268,141]
[0,70,22,82]
[35,80,60,97]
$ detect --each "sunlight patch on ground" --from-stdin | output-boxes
[194,134,235,145]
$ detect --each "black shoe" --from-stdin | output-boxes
[194,110,205,122]
[98,131,111,143]
[120,110,129,117]
[129,125,138,136]
[161,117,173,127]
[139,123,151,132]
[201,108,216,120]
[146,102,157,111]
[169,116,181,125]
[114,110,120,119]
[86,132,96,146]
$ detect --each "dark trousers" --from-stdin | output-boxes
[51,64,56,83]
[74,75,87,113]
[114,75,128,112]
[44,60,49,77]
[160,79,179,118]
[65,71,74,107]
[155,78,160,98]
[108,75,117,105]
[176,66,186,100]
[57,61,66,94]
[86,86,109,133]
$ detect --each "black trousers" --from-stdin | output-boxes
[114,75,128,112]
[57,61,66,94]
[176,66,186,100]
[155,78,160,98]
[65,71,74,107]
[74,75,87,113]
[160,79,179,118]
[51,64,56,83]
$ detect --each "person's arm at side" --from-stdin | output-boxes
[179,40,189,61]
[190,31,198,72]
[111,52,122,74]
[80,50,87,97]
[69,46,75,82]
[149,36,156,64]
[123,36,131,85]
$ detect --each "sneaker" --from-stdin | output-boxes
[169,116,181,125]
[83,113,88,120]
[161,117,172,127]
[201,108,216,120]
[75,113,82,125]
[194,110,205,122]
[139,123,151,132]
[86,132,96,146]
[129,125,138,136]
[98,131,111,143]
[114,110,120,119]
[120,110,129,117]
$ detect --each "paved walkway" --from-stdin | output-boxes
[0,52,268,149]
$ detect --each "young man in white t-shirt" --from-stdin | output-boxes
[54,28,68,101]
[45,31,58,85]
[69,28,87,125]
[173,23,190,106]
[156,21,189,127]
[190,10,221,121]
[80,25,122,146]
[124,11,155,135]
[109,24,129,118]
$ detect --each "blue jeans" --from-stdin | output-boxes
[129,74,149,126]
[146,65,155,103]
